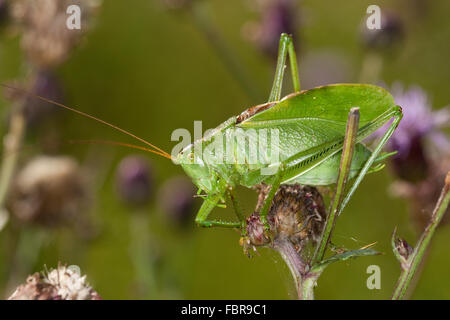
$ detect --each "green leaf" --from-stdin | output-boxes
[311,248,380,273]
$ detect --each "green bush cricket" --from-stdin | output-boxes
[1,34,403,243]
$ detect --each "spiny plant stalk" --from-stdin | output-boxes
[392,172,450,300]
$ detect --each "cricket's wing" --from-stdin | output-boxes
[236,84,395,164]
[283,143,371,185]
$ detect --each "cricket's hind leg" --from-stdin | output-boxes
[337,106,403,216]
[268,33,301,102]
[313,106,403,262]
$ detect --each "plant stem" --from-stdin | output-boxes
[313,108,360,263]
[359,52,383,83]
[188,2,262,102]
[0,108,25,231]
[129,211,158,299]
[392,172,450,300]
[300,274,318,300]
[272,238,309,299]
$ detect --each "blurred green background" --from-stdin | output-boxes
[0,0,449,299]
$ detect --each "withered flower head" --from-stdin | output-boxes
[242,184,326,256]
[8,155,89,226]
[11,0,100,67]
[8,264,101,300]
[374,83,450,231]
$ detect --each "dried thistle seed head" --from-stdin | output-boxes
[116,155,153,206]
[8,265,101,300]
[7,273,58,300]
[8,155,90,226]
[270,184,326,245]
[11,0,101,67]
[243,184,326,253]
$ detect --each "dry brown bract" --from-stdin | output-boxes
[241,184,326,255]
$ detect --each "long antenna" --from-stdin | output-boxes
[69,139,172,159]
[0,83,172,159]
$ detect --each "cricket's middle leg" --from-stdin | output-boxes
[268,33,301,103]
[195,195,241,228]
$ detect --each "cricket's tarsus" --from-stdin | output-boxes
[0,83,172,160]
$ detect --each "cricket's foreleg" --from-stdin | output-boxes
[195,196,241,228]
[268,33,300,102]
[338,107,403,215]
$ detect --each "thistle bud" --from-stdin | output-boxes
[116,155,153,206]
[392,231,414,270]
[243,0,300,58]
[23,70,64,127]
[394,237,413,261]
[157,176,197,226]
[360,11,404,51]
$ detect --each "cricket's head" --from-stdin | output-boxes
[174,143,216,194]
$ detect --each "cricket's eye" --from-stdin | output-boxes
[188,153,195,162]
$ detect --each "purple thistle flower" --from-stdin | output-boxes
[116,156,153,206]
[376,83,450,182]
[390,83,449,154]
